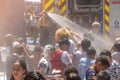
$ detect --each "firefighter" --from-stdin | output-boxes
[36,11,58,47]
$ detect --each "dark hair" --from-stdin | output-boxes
[114,41,120,51]
[95,56,110,68]
[13,45,24,55]
[59,38,70,48]
[10,60,27,80]
[34,45,43,53]
[97,71,110,80]
[87,46,96,56]
[64,65,81,80]
[100,49,111,58]
[25,71,46,80]
[81,39,91,51]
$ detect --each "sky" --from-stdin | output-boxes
[25,0,41,2]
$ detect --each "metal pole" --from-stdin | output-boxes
[4,62,6,80]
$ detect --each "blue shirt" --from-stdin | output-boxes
[86,68,96,80]
[79,58,95,80]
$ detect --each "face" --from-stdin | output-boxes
[95,62,109,73]
[106,56,112,63]
[92,24,101,33]
[12,62,25,80]
[48,51,55,60]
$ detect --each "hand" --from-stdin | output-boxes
[52,69,61,74]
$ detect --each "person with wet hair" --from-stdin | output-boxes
[51,38,71,78]
[25,70,45,80]
[84,21,103,54]
[55,28,75,55]
[64,65,81,80]
[79,46,96,80]
[100,49,120,80]
[85,56,110,80]
[29,45,43,70]
[74,39,91,70]
[97,71,110,80]
[36,11,58,47]
[55,28,75,69]
[10,60,27,80]
[38,44,55,78]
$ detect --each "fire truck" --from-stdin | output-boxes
[41,0,120,40]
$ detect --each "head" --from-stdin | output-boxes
[11,60,27,80]
[34,45,43,55]
[92,21,101,33]
[4,34,14,46]
[16,37,24,45]
[81,39,91,52]
[97,71,110,80]
[25,71,45,80]
[59,38,70,51]
[94,56,110,73]
[100,49,112,63]
[43,44,55,60]
[64,65,81,80]
[13,45,24,55]
[114,41,120,52]
[86,46,96,59]
[55,28,71,42]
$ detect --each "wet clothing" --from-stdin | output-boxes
[112,52,120,64]
[51,50,66,77]
[73,49,86,70]
[106,60,120,80]
[86,68,97,80]
[38,57,52,75]
[39,24,57,47]
[79,58,95,80]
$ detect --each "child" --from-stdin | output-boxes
[10,60,27,80]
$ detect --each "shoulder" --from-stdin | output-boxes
[69,39,75,45]
[39,57,47,64]
[38,57,48,67]
[112,52,120,59]
[61,51,69,57]
[80,58,86,62]
[112,60,120,66]
[75,50,82,54]
[86,68,96,75]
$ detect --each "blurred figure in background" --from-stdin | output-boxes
[29,45,43,70]
[84,21,103,54]
[36,11,58,47]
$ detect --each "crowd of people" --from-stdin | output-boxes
[0,11,120,80]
